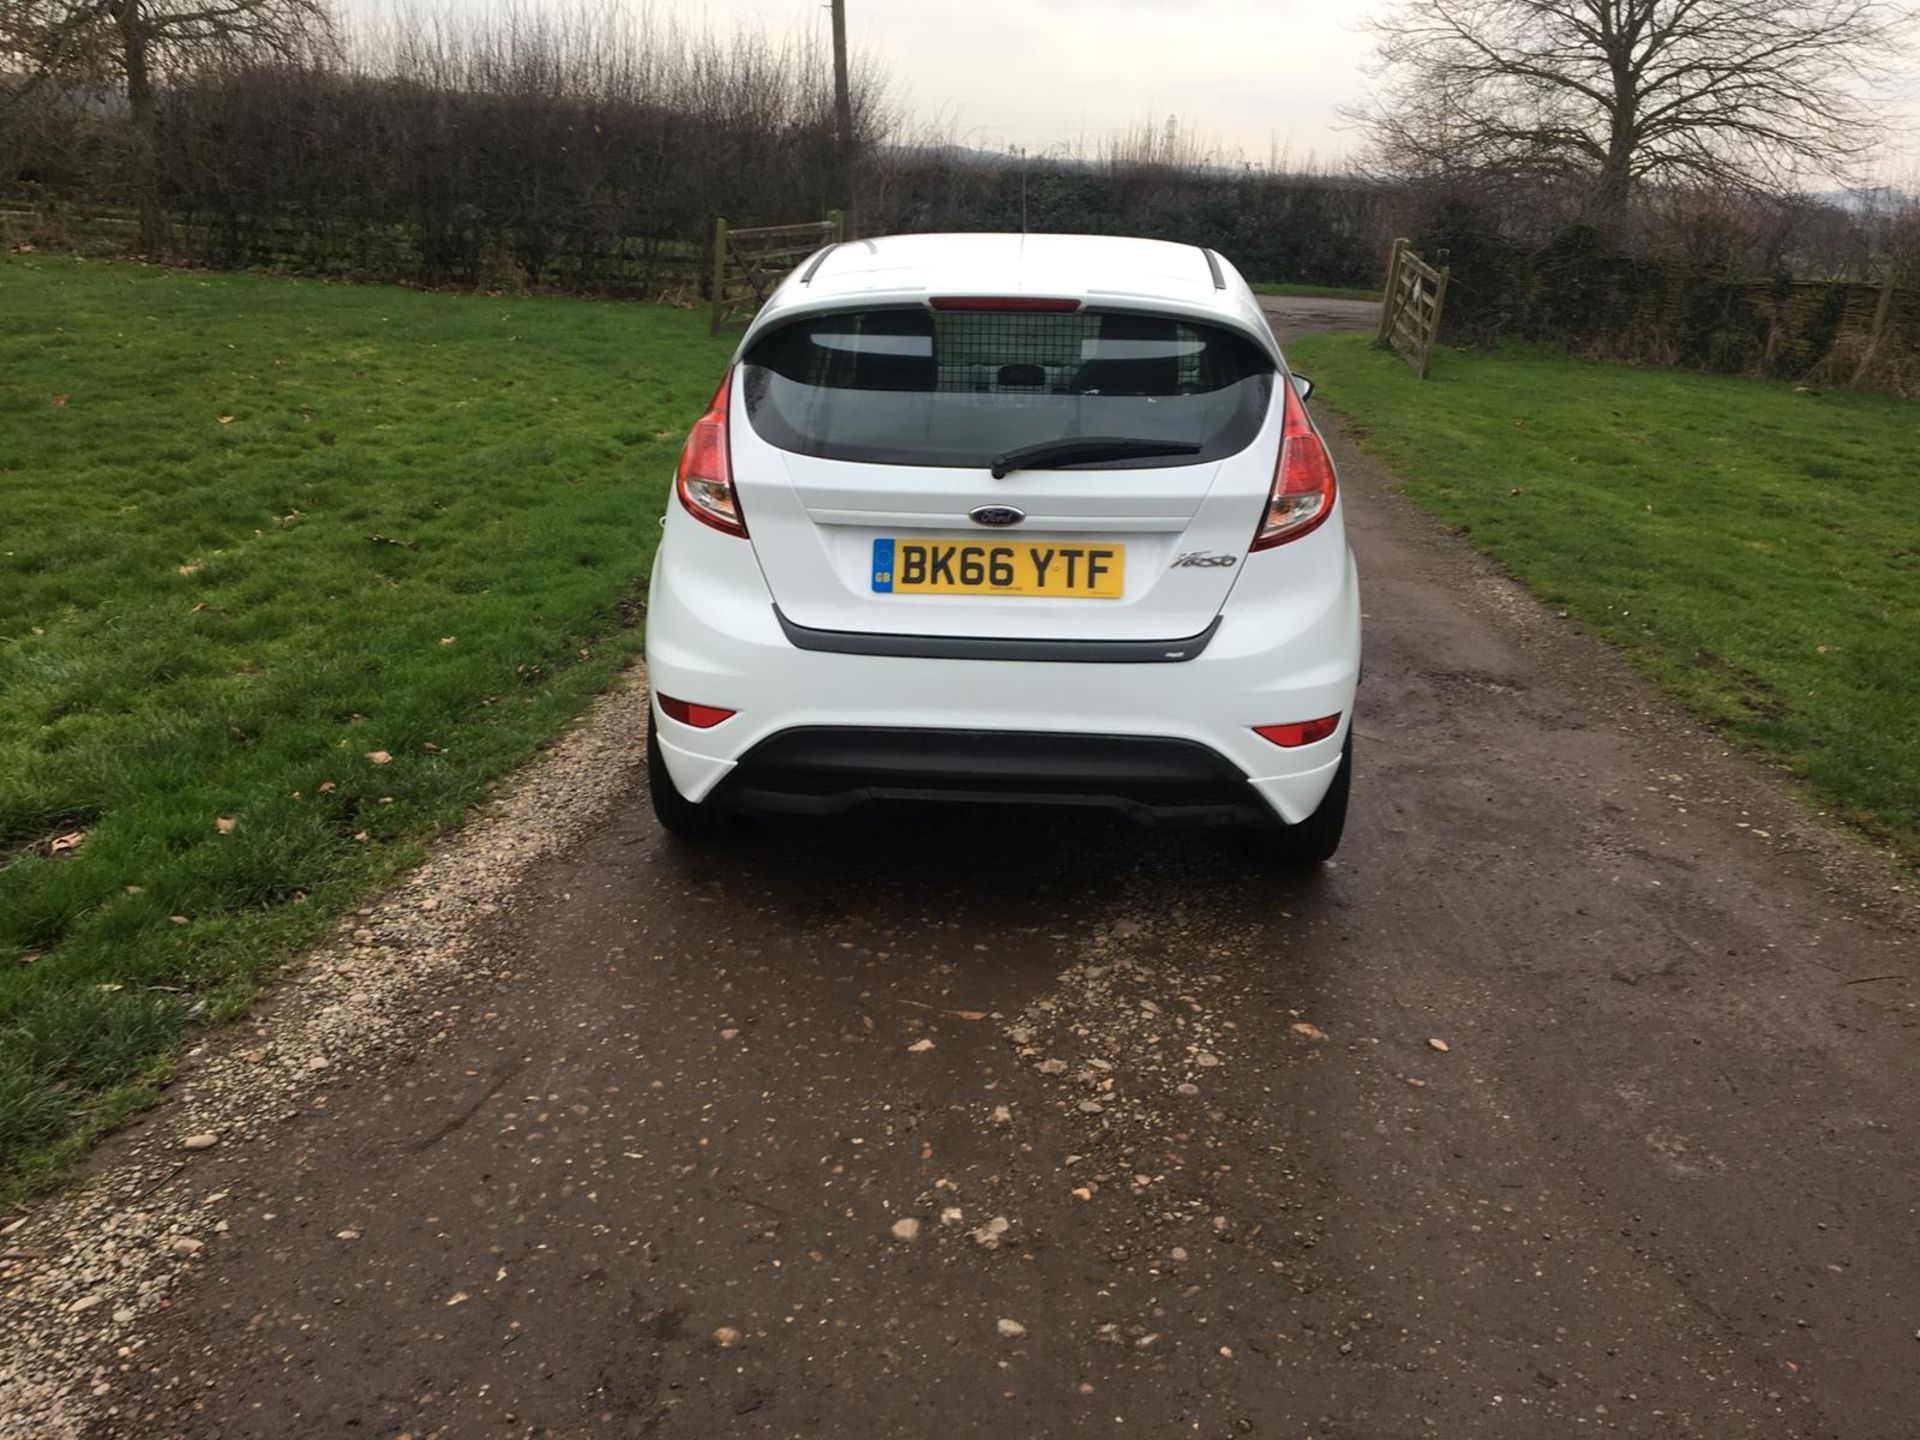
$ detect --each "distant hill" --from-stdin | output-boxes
[1809,186,1913,212]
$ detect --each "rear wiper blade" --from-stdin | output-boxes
[988,436,1201,479]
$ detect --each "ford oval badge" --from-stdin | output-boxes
[969,504,1026,527]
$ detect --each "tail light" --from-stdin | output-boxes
[1252,381,1336,550]
[675,370,746,537]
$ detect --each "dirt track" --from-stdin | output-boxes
[9,297,1920,1439]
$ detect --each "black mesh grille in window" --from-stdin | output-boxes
[929,312,1100,393]
[757,306,1264,404]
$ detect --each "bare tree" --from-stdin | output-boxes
[1350,0,1915,225]
[1,0,333,248]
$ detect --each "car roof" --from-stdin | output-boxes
[748,232,1281,360]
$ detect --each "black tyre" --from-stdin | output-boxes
[1256,733,1351,866]
[647,712,725,841]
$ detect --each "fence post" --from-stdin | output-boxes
[1377,237,1408,346]
[1421,265,1451,379]
[1851,279,1896,386]
[826,208,846,243]
[709,217,729,337]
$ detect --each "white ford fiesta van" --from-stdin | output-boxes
[644,233,1361,863]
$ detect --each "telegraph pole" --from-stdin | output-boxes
[830,0,853,212]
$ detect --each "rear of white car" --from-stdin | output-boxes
[645,233,1360,861]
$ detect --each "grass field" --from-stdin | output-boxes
[0,256,733,1198]
[1249,281,1381,302]
[1291,334,1920,862]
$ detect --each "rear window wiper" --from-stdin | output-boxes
[988,436,1202,479]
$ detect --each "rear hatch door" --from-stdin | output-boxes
[731,303,1280,642]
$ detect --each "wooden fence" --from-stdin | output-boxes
[1,196,713,297]
[1376,237,1450,378]
[709,212,845,335]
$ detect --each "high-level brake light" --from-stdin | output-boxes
[928,296,1083,312]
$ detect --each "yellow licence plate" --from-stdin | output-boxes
[871,538,1124,598]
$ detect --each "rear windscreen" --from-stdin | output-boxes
[739,307,1274,469]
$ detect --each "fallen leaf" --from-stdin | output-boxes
[352,831,370,844]
[189,602,209,613]
[169,915,189,925]
[713,1325,742,1348]
[996,1318,1027,1339]
[1290,1021,1327,1041]
[317,781,336,793]
[949,1009,988,1021]
[213,817,236,834]
[906,1038,935,1053]
[50,393,69,407]
[445,1291,469,1307]
[48,830,86,854]
[215,414,235,425]
[1404,1076,1428,1088]
[365,750,392,764]
[177,562,200,576]
[439,636,456,645]
[1427,1037,1451,1053]
[124,885,143,895]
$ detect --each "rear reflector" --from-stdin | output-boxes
[1253,714,1341,748]
[928,295,1082,312]
[658,695,736,729]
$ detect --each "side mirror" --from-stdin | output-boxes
[1290,373,1314,401]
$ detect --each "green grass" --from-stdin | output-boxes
[1248,281,1381,302]
[1292,334,1920,862]
[0,256,733,1199]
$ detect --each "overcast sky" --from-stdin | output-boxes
[352,0,1918,184]
[695,0,1374,167]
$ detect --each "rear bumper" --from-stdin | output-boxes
[644,499,1360,825]
[706,726,1277,827]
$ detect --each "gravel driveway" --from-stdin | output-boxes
[5,297,1918,1440]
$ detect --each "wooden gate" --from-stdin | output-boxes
[1376,238,1450,378]
[709,212,845,335]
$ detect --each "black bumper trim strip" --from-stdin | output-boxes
[772,607,1222,663]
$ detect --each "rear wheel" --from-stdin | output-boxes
[648,712,724,842]
[1256,734,1351,866]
